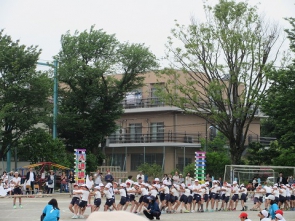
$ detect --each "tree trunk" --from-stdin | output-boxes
[229,141,244,165]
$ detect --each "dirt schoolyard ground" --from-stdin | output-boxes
[0,194,293,221]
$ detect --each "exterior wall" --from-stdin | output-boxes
[104,146,198,179]
[108,71,263,176]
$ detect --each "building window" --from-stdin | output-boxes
[129,123,142,143]
[150,122,164,142]
[131,153,163,171]
[108,153,126,170]
[177,157,192,171]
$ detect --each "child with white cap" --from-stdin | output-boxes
[229,181,239,211]
[239,184,248,211]
[116,183,127,210]
[279,185,287,210]
[11,171,22,209]
[158,180,170,213]
[250,184,264,211]
[103,182,114,211]
[265,194,278,220]
[257,209,271,221]
[170,184,180,213]
[69,183,81,218]
[125,182,138,212]
[91,183,104,212]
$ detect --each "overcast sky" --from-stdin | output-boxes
[1,0,294,67]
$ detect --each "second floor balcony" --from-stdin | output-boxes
[108,132,203,144]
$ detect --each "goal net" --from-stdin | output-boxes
[224,165,295,185]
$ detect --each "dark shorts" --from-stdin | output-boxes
[291,195,295,200]
[214,194,220,200]
[105,198,114,207]
[266,193,271,197]
[231,194,239,201]
[210,192,216,200]
[240,193,247,202]
[254,197,263,204]
[204,194,209,202]
[224,196,230,203]
[159,193,165,201]
[70,197,80,205]
[119,196,127,205]
[13,187,22,195]
[143,195,149,204]
[221,194,225,201]
[79,200,87,208]
[139,196,144,203]
[187,195,193,203]
[94,198,101,207]
[129,194,136,202]
[286,196,290,201]
[169,195,176,203]
[164,194,170,201]
[194,194,201,203]
[180,195,188,204]
[279,196,286,203]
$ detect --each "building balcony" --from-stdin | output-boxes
[108,132,202,145]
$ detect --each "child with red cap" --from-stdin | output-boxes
[239,212,252,221]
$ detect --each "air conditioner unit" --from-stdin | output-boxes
[184,136,193,143]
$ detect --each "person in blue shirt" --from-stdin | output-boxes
[265,195,279,220]
[42,198,60,221]
[143,196,161,220]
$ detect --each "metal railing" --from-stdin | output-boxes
[122,97,167,109]
[108,132,203,144]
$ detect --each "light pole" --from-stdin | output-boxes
[37,60,58,139]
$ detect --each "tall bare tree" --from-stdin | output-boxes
[159,0,282,164]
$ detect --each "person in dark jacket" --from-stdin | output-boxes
[26,168,36,194]
[143,196,161,220]
[277,172,288,186]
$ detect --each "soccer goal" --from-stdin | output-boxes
[223,165,295,185]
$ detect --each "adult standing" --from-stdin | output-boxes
[173,171,180,185]
[104,170,114,183]
[47,170,55,194]
[136,171,145,182]
[60,171,67,193]
[277,172,288,186]
[94,169,102,187]
[179,174,184,184]
[26,168,36,194]
[185,173,193,186]
[68,171,75,196]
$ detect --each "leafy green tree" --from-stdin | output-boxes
[246,142,279,165]
[205,152,231,178]
[158,0,281,164]
[183,163,196,178]
[200,132,228,152]
[261,17,295,148]
[56,26,158,168]
[0,30,52,159]
[137,163,162,180]
[17,128,70,166]
[261,66,295,148]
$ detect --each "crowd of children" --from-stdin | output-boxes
[65,175,294,220]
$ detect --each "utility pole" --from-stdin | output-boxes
[37,60,58,139]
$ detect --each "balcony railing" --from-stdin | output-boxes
[108,132,203,144]
[122,97,166,109]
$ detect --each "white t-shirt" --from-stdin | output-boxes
[141,187,149,196]
[104,189,113,199]
[171,188,179,197]
[29,172,35,182]
[12,177,21,187]
[150,189,158,197]
[94,190,101,199]
[119,189,126,197]
[81,190,90,201]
